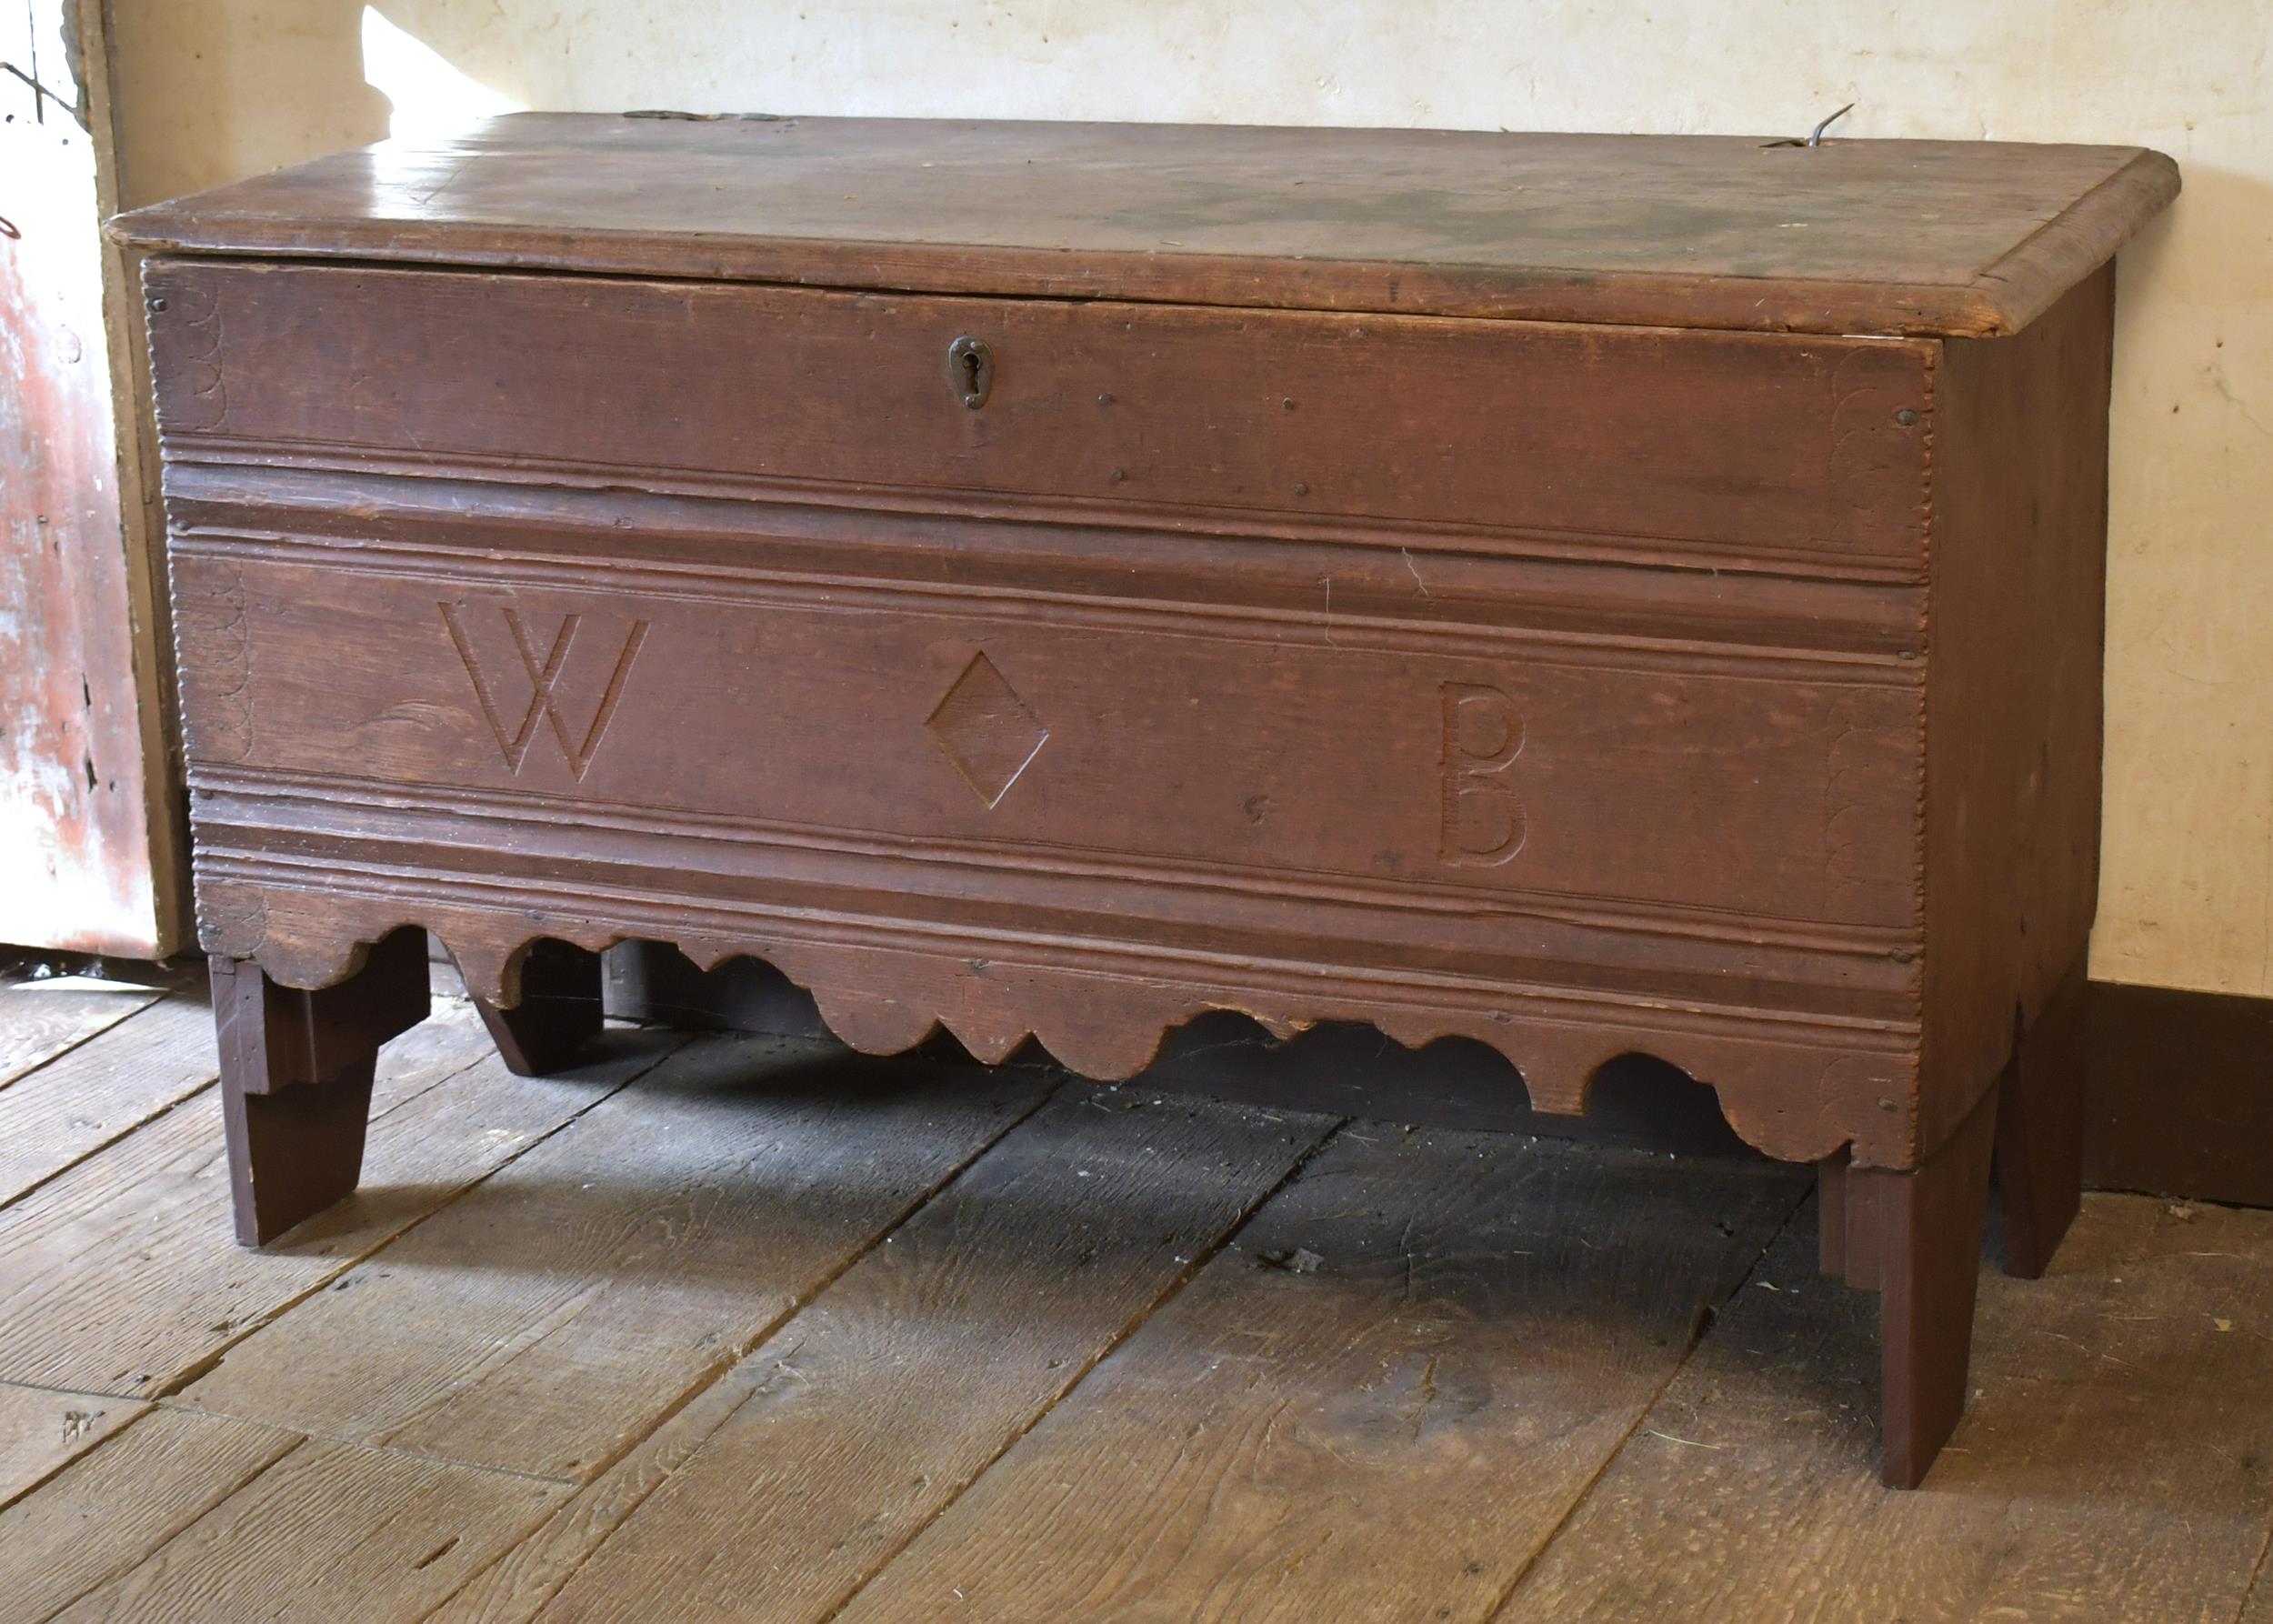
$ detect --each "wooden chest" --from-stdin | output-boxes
[115,115,2177,1486]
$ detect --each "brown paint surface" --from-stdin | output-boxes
[113,115,2177,337]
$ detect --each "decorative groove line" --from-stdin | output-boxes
[158,441,1933,587]
[172,528,1928,686]
[196,846,1920,1048]
[189,764,1922,960]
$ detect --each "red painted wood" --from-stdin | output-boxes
[213,927,428,1244]
[471,939,603,1078]
[1997,956,2088,1278]
[1866,1084,2000,1489]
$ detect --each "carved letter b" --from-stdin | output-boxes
[1439,682,1526,867]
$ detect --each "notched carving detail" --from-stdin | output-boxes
[1826,343,1932,553]
[441,601,649,780]
[1821,695,1912,918]
[1438,681,1526,867]
[176,564,255,762]
[156,276,231,435]
[926,650,1048,808]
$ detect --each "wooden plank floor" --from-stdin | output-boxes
[0,976,2268,1623]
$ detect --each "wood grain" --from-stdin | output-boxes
[0,1408,299,1624]
[423,1354,781,1624]
[470,1087,1334,1623]
[47,1437,568,1624]
[147,260,1935,565]
[213,925,432,1244]
[171,456,1937,640]
[110,116,2178,337]
[2244,1550,2273,1624]
[1865,1080,1999,1489]
[0,1379,145,1510]
[0,977,158,1089]
[1496,1193,2273,1622]
[0,995,216,1208]
[177,1035,1055,1479]
[1917,266,2115,1158]
[0,1010,670,1395]
[833,1130,1807,1624]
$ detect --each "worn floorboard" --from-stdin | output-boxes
[47,1435,569,1624]
[2244,1545,2273,1624]
[176,1036,1056,1481]
[0,974,161,1090]
[1,986,2268,1623]
[0,1011,673,1396]
[0,1407,302,1624]
[448,1087,1336,1624]
[0,995,219,1208]
[833,1129,1808,1624]
[1493,1194,2273,1623]
[0,1378,146,1509]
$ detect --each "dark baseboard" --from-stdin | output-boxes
[601,942,2273,1208]
[2085,979,2273,1208]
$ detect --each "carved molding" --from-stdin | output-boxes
[192,763,1918,963]
[163,442,1933,590]
[194,879,1923,1170]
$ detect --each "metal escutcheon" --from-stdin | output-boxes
[947,336,994,409]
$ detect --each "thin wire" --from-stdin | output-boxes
[1761,102,1856,149]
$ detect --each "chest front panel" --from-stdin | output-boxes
[150,256,1932,1158]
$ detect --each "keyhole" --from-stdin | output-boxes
[947,336,992,408]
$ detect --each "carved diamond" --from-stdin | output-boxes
[926,652,1048,808]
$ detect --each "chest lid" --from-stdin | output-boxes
[111,113,2175,339]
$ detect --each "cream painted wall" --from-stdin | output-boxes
[110,0,2273,995]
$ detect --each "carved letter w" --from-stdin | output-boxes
[441,602,649,780]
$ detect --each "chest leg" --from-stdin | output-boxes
[1994,957,2089,1278]
[468,939,604,1078]
[212,927,431,1246]
[1817,1085,1999,1488]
